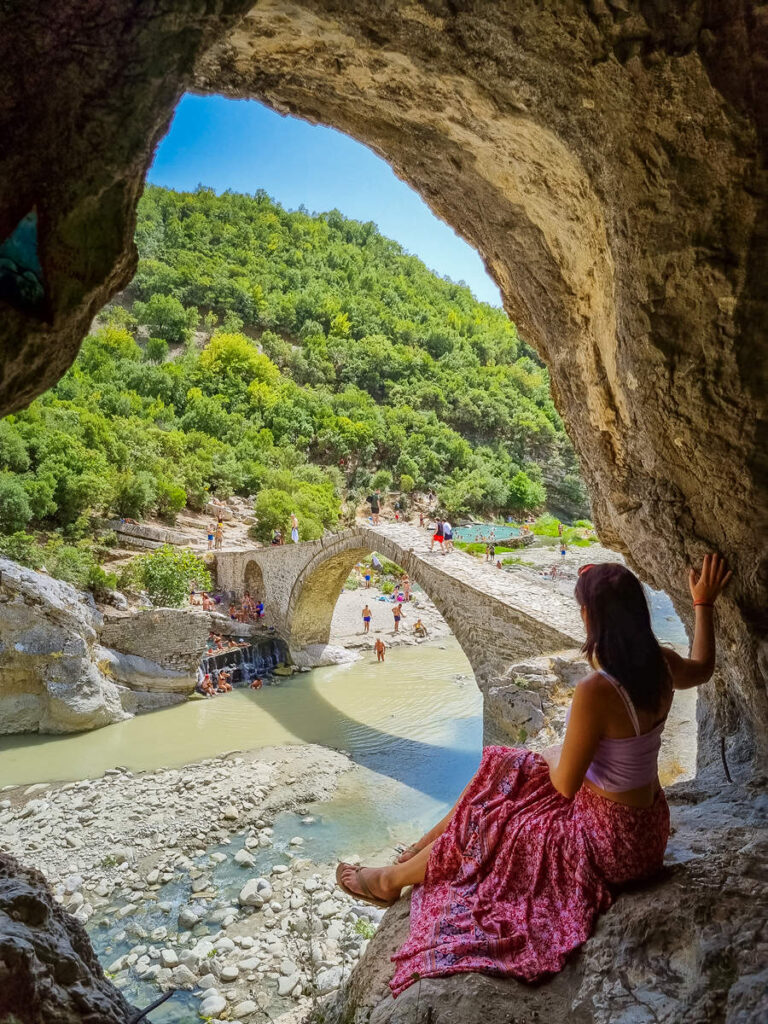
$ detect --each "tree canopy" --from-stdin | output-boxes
[0,184,588,559]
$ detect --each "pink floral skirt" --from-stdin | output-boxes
[390,746,669,995]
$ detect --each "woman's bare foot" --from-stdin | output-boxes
[337,863,401,905]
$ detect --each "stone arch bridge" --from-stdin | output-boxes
[214,523,582,686]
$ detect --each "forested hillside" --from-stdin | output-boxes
[0,185,587,566]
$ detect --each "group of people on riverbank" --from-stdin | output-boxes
[227,591,265,622]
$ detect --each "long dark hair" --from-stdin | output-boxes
[574,563,670,713]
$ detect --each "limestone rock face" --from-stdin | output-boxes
[0,559,128,734]
[321,783,768,1024]
[0,852,135,1023]
[0,1,765,774]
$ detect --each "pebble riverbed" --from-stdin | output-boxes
[0,744,386,1023]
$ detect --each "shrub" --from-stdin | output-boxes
[155,479,187,522]
[132,545,211,607]
[398,474,415,493]
[380,580,395,595]
[144,336,169,363]
[44,542,117,593]
[573,519,594,529]
[371,469,393,493]
[113,471,157,519]
[344,574,360,591]
[0,474,32,534]
[0,531,44,568]
[532,514,561,537]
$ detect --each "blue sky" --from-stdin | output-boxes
[149,94,502,307]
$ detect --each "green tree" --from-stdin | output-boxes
[0,474,32,533]
[132,546,211,607]
[0,420,30,473]
[133,293,192,344]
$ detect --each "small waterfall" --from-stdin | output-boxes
[199,635,287,687]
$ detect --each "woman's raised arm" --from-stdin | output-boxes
[664,553,732,690]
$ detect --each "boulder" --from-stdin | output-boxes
[238,877,273,907]
[94,646,195,695]
[0,852,135,1022]
[0,559,129,735]
[484,685,545,745]
[178,906,200,930]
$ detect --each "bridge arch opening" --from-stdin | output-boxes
[244,559,266,604]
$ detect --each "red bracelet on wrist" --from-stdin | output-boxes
[693,601,714,608]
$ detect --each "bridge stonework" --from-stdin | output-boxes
[214,524,583,687]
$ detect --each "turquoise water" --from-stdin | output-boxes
[452,523,521,541]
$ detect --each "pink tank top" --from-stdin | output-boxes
[569,670,665,792]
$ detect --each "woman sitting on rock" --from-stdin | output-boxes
[336,554,731,995]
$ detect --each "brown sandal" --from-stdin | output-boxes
[335,862,397,909]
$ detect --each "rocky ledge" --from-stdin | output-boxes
[318,778,768,1024]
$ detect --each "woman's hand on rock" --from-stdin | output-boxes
[689,553,732,605]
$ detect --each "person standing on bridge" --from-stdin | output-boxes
[362,604,372,633]
[430,518,445,553]
[290,513,299,543]
[443,519,453,553]
[214,520,223,550]
[335,553,732,998]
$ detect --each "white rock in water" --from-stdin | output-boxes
[277,973,300,997]
[210,851,228,864]
[171,964,197,988]
[199,993,227,1017]
[160,948,178,968]
[315,966,344,994]
[238,877,272,907]
[234,849,255,867]
[146,869,160,885]
[289,836,304,846]
[271,864,289,875]
[220,964,239,982]
[178,906,200,930]
[197,972,217,990]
